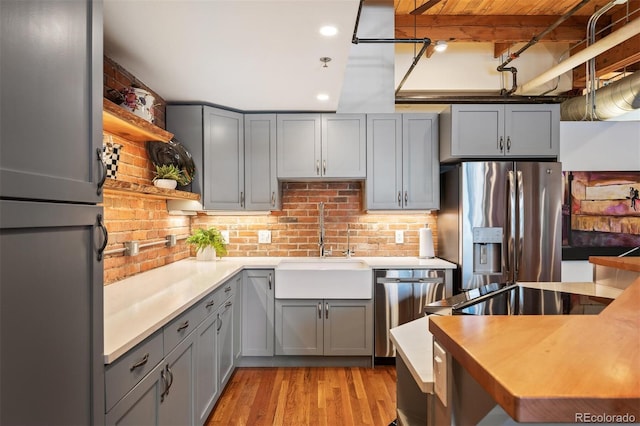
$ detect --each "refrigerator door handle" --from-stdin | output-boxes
[516,170,524,281]
[507,170,516,283]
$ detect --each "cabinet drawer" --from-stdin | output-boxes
[196,280,233,320]
[163,302,202,354]
[105,331,163,412]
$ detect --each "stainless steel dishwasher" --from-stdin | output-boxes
[374,269,447,359]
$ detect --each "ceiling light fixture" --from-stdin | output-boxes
[319,26,338,37]
[317,93,329,101]
[434,40,448,52]
[320,57,332,68]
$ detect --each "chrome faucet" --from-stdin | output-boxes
[318,202,332,257]
[342,224,355,258]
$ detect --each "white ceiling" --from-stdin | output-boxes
[103,0,360,111]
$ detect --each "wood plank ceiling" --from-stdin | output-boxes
[394,0,640,92]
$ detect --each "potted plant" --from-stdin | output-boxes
[186,227,228,261]
[152,164,184,189]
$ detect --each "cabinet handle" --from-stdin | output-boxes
[318,303,322,319]
[165,364,174,396]
[506,136,511,152]
[316,160,320,176]
[268,273,272,290]
[160,369,167,402]
[225,286,232,293]
[224,301,232,308]
[206,299,215,309]
[97,214,108,261]
[397,191,402,207]
[96,147,107,195]
[404,191,408,206]
[240,191,245,208]
[325,302,329,319]
[271,191,276,207]
[177,320,189,333]
[216,313,222,332]
[129,353,149,372]
[499,136,504,152]
[323,160,326,175]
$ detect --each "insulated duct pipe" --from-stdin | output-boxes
[518,17,640,94]
[561,71,640,120]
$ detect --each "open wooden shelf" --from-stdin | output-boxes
[103,98,173,143]
[103,179,200,201]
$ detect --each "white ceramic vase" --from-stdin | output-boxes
[196,246,216,261]
[154,179,177,190]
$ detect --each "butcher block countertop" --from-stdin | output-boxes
[428,277,640,423]
[589,255,640,272]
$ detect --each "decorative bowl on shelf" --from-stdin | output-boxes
[153,179,177,190]
[119,87,156,123]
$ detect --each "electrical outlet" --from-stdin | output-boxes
[258,230,271,244]
[395,230,404,244]
[220,230,230,244]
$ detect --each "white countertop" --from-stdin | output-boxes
[104,256,456,364]
[389,316,434,394]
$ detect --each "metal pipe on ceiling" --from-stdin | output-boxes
[518,17,640,94]
[395,42,430,96]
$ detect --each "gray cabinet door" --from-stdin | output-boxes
[217,299,235,388]
[403,114,439,210]
[275,299,323,356]
[0,201,104,426]
[505,104,560,157]
[203,106,244,210]
[366,114,403,210]
[277,114,322,178]
[242,270,275,356]
[322,114,366,178]
[105,361,164,426]
[324,300,373,356]
[231,273,243,361]
[450,105,504,158]
[195,313,219,425]
[160,332,196,426]
[245,114,279,210]
[0,0,103,203]
[166,105,206,197]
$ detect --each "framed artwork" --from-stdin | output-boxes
[562,171,640,260]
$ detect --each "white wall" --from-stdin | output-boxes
[559,121,640,281]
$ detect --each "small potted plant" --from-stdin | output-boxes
[152,164,184,189]
[186,227,228,261]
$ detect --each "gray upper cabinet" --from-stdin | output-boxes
[366,114,439,210]
[439,104,560,161]
[203,106,245,210]
[244,114,279,210]
[277,113,366,179]
[0,0,103,203]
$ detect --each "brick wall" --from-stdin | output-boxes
[192,182,438,258]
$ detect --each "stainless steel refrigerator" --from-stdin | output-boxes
[437,161,562,292]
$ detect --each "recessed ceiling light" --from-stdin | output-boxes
[317,93,330,101]
[319,26,338,37]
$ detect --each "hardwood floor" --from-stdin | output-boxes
[206,366,397,426]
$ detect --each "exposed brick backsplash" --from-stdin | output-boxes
[192,182,438,258]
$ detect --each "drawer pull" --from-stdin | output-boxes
[206,300,215,308]
[224,301,232,308]
[177,321,189,332]
[129,353,149,371]
[224,286,231,293]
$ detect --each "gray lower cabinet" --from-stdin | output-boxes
[366,114,439,210]
[242,269,275,356]
[275,299,373,356]
[195,313,219,425]
[106,331,196,426]
[217,298,235,387]
[439,104,560,161]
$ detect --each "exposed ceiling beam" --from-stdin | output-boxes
[494,43,513,58]
[410,0,444,15]
[395,15,590,42]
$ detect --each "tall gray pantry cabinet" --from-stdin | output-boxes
[0,0,105,425]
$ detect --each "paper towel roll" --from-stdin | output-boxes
[419,227,435,259]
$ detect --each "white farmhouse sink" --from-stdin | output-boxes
[275,258,372,299]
